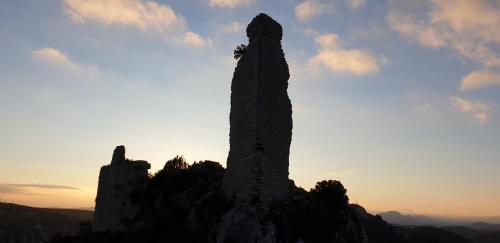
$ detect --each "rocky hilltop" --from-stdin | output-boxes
[49,13,375,243]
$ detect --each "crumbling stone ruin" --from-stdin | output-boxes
[81,13,372,243]
[223,13,293,204]
[216,13,294,243]
[92,145,150,232]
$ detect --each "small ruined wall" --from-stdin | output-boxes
[92,146,150,232]
[223,13,293,203]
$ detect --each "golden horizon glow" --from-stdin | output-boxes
[1,0,499,220]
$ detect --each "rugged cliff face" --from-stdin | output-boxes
[92,146,150,232]
[223,13,293,204]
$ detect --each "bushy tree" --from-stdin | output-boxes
[233,44,247,60]
[311,180,349,208]
[163,155,188,172]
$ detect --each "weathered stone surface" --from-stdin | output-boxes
[223,13,293,203]
[216,207,278,243]
[92,146,150,232]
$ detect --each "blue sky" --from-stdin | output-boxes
[0,0,499,216]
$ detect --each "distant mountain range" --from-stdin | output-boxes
[0,202,93,243]
[379,210,500,226]
[378,211,500,243]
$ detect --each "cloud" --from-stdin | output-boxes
[460,70,500,91]
[32,48,82,72]
[449,96,490,124]
[8,184,81,190]
[32,48,99,75]
[301,27,320,37]
[184,32,213,47]
[218,22,245,34]
[0,184,21,193]
[208,0,254,8]
[387,0,500,67]
[64,0,185,32]
[307,34,383,76]
[347,0,366,10]
[387,10,446,49]
[0,183,81,194]
[295,0,335,20]
[63,0,211,47]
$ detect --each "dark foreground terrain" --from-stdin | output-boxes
[2,157,499,243]
[0,157,480,243]
[0,202,92,243]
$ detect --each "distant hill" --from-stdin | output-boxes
[441,226,500,243]
[0,202,93,243]
[379,211,500,227]
[376,211,500,243]
[466,222,500,231]
[442,226,486,239]
[379,211,449,226]
[479,216,500,224]
[76,207,94,211]
[404,226,471,243]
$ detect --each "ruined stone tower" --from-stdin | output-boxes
[92,146,150,232]
[223,13,292,203]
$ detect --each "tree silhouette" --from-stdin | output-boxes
[163,155,188,172]
[311,180,349,208]
[233,44,247,60]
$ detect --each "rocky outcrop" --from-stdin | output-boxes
[216,205,278,243]
[92,146,150,232]
[69,12,373,243]
[223,13,293,204]
[218,13,293,243]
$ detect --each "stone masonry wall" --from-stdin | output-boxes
[223,13,293,203]
[92,146,150,232]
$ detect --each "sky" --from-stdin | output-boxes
[0,0,499,217]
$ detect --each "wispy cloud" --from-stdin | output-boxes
[324,171,389,180]
[63,0,211,47]
[301,27,320,37]
[0,183,81,194]
[449,96,490,124]
[218,22,245,34]
[307,33,383,76]
[32,48,82,72]
[347,0,366,10]
[8,184,81,190]
[0,184,21,193]
[208,0,254,8]
[32,48,99,76]
[387,0,500,93]
[184,32,213,47]
[460,70,500,91]
[387,8,446,49]
[387,0,500,66]
[388,1,499,123]
[295,0,335,21]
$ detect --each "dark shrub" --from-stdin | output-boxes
[311,180,349,209]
